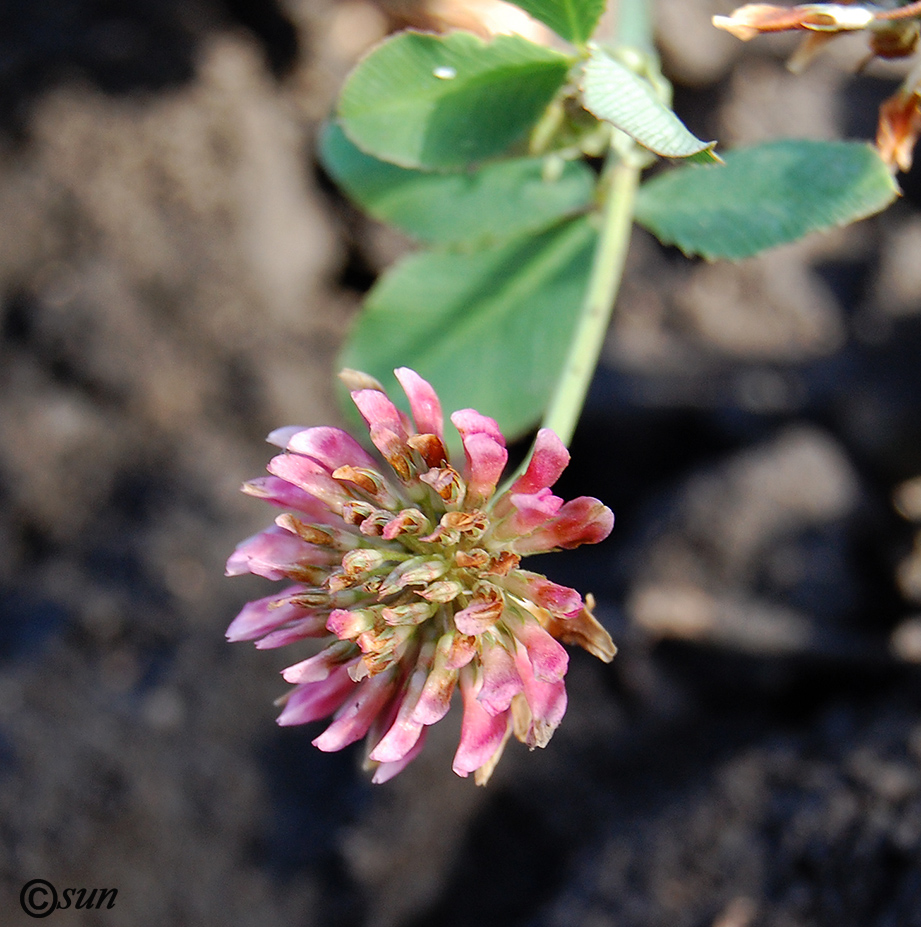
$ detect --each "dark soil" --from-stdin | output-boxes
[2,2,921,926]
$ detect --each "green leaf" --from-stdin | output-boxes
[580,45,717,160]
[635,139,899,260]
[338,30,571,171]
[320,122,595,247]
[339,217,597,446]
[506,0,606,44]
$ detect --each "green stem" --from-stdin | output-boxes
[612,0,653,51]
[533,0,649,453]
[539,153,638,447]
[490,0,650,496]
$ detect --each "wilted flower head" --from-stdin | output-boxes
[226,368,615,784]
[713,3,876,42]
[714,1,921,169]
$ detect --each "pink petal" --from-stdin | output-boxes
[501,571,583,619]
[267,454,351,512]
[276,667,356,726]
[512,497,614,553]
[371,727,428,783]
[511,428,570,493]
[459,432,508,506]
[351,388,411,463]
[500,488,564,537]
[285,426,379,471]
[254,616,330,649]
[454,595,504,636]
[450,410,507,505]
[312,668,399,752]
[225,526,338,580]
[226,585,309,641]
[477,642,523,716]
[410,635,458,725]
[513,643,568,748]
[395,367,443,441]
[367,662,429,763]
[452,666,512,777]
[510,616,569,683]
[450,408,504,444]
[326,608,376,640]
[242,476,339,523]
[445,634,478,669]
[282,641,356,683]
[411,668,456,725]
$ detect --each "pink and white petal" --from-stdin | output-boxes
[254,616,330,649]
[276,667,356,726]
[286,426,379,472]
[225,525,338,580]
[267,425,307,449]
[242,476,339,523]
[511,428,570,493]
[312,668,399,752]
[226,584,309,641]
[452,666,512,777]
[513,644,568,748]
[395,367,444,441]
[371,727,428,783]
[367,661,429,763]
[512,497,614,553]
[267,454,351,512]
[368,716,425,765]
[282,641,356,684]
[510,616,569,684]
[477,642,523,716]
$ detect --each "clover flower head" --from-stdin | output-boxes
[226,368,615,784]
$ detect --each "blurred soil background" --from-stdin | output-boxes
[1,0,921,925]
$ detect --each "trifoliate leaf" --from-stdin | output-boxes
[320,122,595,247]
[580,45,717,160]
[635,139,898,260]
[339,30,571,171]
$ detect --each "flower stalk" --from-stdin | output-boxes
[540,150,639,447]
[537,0,650,449]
